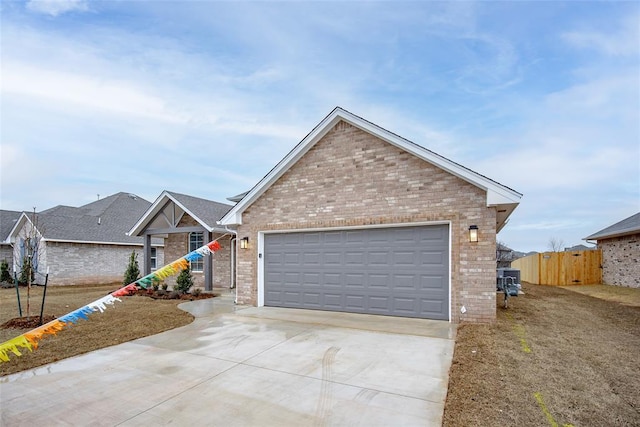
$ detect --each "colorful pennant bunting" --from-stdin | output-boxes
[0,239,223,363]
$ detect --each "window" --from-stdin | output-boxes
[189,232,204,272]
[150,247,157,270]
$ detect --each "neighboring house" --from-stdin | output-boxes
[585,212,640,288]
[128,191,234,291]
[564,244,594,252]
[0,210,21,268]
[496,243,516,268]
[6,193,163,286]
[220,107,522,323]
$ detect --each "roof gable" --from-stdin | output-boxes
[585,212,640,241]
[220,107,522,230]
[128,191,233,236]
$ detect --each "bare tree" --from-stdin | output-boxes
[547,237,565,252]
[496,240,514,268]
[17,208,43,316]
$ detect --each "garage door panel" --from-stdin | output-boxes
[369,273,391,288]
[264,225,449,320]
[345,251,366,266]
[323,293,343,308]
[323,252,342,265]
[323,273,342,286]
[421,251,446,265]
[345,295,366,310]
[323,232,342,244]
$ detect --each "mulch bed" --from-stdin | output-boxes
[2,315,58,329]
[132,289,219,300]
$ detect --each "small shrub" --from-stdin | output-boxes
[192,288,202,297]
[174,266,194,294]
[0,259,12,283]
[123,251,140,285]
[156,289,167,296]
[152,277,161,291]
[161,283,168,291]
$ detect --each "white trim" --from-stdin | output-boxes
[220,107,521,227]
[42,238,164,247]
[257,231,265,306]
[128,191,216,236]
[257,221,452,321]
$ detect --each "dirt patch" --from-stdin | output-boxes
[443,283,640,426]
[1,315,58,329]
[0,284,204,377]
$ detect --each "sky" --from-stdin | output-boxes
[1,0,638,252]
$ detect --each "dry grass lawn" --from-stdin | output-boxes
[3,281,639,427]
[443,283,640,427]
[0,283,194,377]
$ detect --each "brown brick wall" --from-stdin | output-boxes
[600,233,640,288]
[163,214,233,290]
[236,120,497,322]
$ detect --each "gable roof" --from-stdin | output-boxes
[0,210,22,244]
[220,107,522,231]
[6,193,157,246]
[128,190,234,236]
[585,212,640,241]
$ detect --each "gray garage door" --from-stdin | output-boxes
[264,225,449,320]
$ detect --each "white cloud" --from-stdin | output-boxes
[1,62,186,124]
[26,0,89,17]
[562,14,640,57]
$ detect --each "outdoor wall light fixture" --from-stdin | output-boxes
[469,225,479,243]
[240,237,249,249]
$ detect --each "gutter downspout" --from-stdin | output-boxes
[220,223,238,304]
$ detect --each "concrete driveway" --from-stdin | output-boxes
[0,294,456,426]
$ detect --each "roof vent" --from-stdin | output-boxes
[98,217,101,225]
[128,193,138,200]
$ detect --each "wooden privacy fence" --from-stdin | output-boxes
[511,250,602,286]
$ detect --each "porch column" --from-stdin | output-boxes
[204,230,213,291]
[144,234,152,275]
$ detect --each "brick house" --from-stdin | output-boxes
[5,193,163,286]
[220,107,522,322]
[0,210,21,269]
[585,212,640,288]
[128,191,235,291]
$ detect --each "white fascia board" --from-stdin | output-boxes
[343,110,523,207]
[128,190,172,236]
[167,195,215,232]
[129,191,215,235]
[6,213,32,243]
[220,112,342,226]
[219,107,522,224]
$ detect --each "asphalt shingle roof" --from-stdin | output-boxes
[585,212,640,240]
[166,191,233,226]
[0,210,22,242]
[35,193,157,244]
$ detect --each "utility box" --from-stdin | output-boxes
[497,268,521,296]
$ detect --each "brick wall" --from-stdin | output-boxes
[163,214,233,290]
[236,120,497,322]
[44,241,164,286]
[600,233,640,288]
